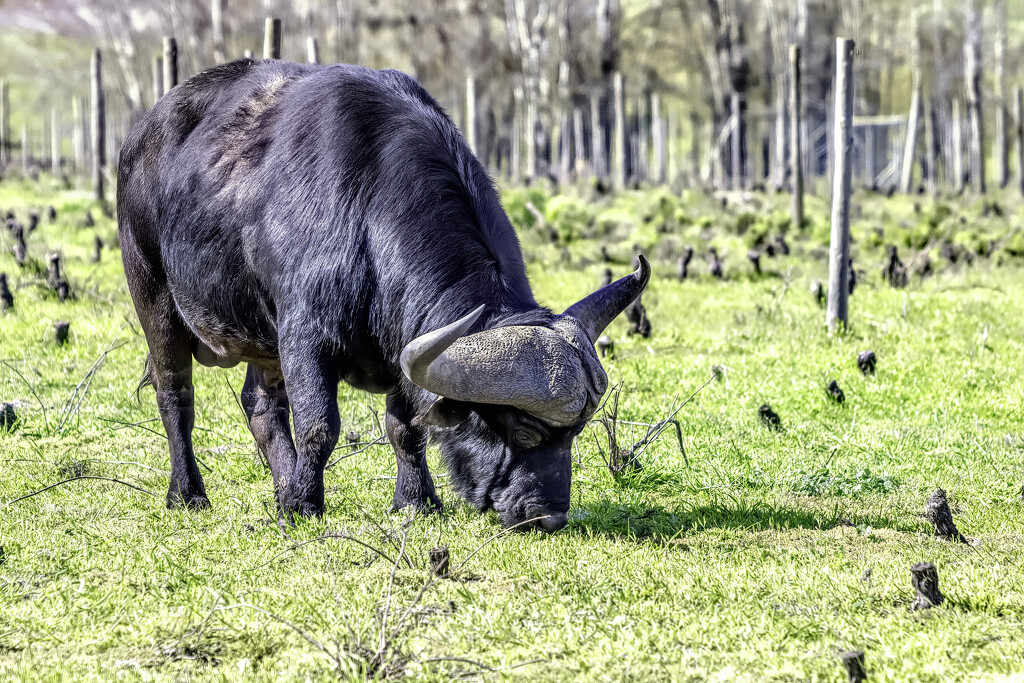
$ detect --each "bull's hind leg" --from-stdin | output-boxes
[241,364,298,506]
[277,338,340,518]
[122,234,209,510]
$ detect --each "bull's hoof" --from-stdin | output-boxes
[278,497,325,525]
[389,491,442,515]
[166,487,211,511]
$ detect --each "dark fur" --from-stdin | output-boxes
[119,60,575,529]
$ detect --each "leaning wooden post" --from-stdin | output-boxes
[162,37,178,94]
[789,44,803,229]
[306,36,319,64]
[152,55,163,103]
[263,18,281,60]
[90,48,106,203]
[1015,86,1024,196]
[0,79,8,165]
[826,38,855,332]
[900,80,921,193]
[465,75,476,155]
[50,109,60,176]
[612,71,626,191]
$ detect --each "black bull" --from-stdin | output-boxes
[117,60,648,532]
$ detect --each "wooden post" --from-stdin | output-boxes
[0,79,9,165]
[952,97,965,193]
[306,36,319,64]
[612,71,625,190]
[1015,86,1024,196]
[162,37,178,93]
[152,55,164,103]
[651,92,665,185]
[464,75,476,155]
[900,81,921,193]
[965,0,984,193]
[263,18,281,60]
[789,44,803,228]
[91,49,106,202]
[731,92,743,191]
[211,0,226,64]
[826,38,854,332]
[50,109,60,176]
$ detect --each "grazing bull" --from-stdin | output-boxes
[117,60,648,532]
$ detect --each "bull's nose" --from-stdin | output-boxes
[528,510,568,533]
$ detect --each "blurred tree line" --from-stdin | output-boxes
[0,0,1021,190]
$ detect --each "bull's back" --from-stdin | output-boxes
[119,61,432,364]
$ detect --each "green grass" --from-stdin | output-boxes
[1,176,1023,681]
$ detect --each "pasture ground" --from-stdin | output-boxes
[0,177,1023,682]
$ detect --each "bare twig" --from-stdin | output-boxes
[325,435,389,469]
[57,331,129,432]
[3,476,157,506]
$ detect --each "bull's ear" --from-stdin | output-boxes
[413,398,471,428]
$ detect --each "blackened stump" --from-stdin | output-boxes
[345,430,360,445]
[92,236,104,263]
[0,273,12,311]
[910,562,944,610]
[27,212,39,233]
[57,281,70,302]
[811,280,825,307]
[857,350,877,375]
[677,246,694,281]
[600,268,613,287]
[429,545,449,577]
[747,250,762,275]
[827,380,845,404]
[758,404,782,430]
[924,488,968,543]
[596,335,614,358]
[0,403,16,431]
[840,650,867,683]
[46,205,57,222]
[54,321,70,345]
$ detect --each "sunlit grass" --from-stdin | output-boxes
[1,177,1023,681]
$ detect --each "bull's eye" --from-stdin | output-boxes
[512,427,542,449]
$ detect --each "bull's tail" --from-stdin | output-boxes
[135,353,154,401]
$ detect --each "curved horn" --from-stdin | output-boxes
[400,305,485,389]
[564,254,650,342]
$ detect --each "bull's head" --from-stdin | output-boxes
[400,256,650,532]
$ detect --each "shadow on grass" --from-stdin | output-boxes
[568,497,913,540]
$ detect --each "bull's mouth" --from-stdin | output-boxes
[496,503,570,533]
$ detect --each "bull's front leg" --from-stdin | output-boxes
[386,392,441,513]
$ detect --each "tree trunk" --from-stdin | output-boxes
[306,37,319,64]
[211,0,226,64]
[900,81,921,193]
[465,75,477,155]
[0,80,8,166]
[51,109,60,176]
[952,97,964,193]
[994,0,1008,187]
[651,92,665,185]
[612,72,626,190]
[964,0,984,193]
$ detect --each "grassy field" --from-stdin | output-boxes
[1,176,1023,682]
